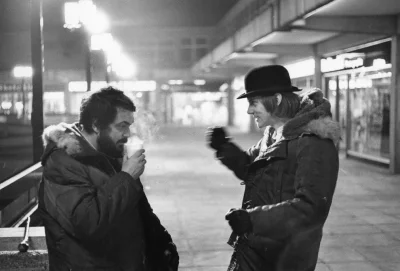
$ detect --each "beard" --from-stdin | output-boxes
[97,130,127,158]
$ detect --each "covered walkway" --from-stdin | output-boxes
[1,125,400,270]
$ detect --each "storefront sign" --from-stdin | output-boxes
[0,83,32,92]
[0,83,65,92]
[321,53,365,73]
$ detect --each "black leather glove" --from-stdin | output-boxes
[163,242,179,271]
[206,126,230,151]
[225,208,252,235]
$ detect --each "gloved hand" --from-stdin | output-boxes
[205,126,230,151]
[225,208,252,235]
[163,242,179,271]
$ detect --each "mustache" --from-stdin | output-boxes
[118,138,128,144]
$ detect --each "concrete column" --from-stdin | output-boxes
[154,86,163,123]
[64,83,71,115]
[389,36,400,174]
[313,53,322,90]
[227,86,235,126]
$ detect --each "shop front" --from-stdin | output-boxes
[0,82,66,125]
[68,80,157,115]
[323,40,392,164]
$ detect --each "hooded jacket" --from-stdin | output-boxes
[38,123,174,271]
[218,89,340,271]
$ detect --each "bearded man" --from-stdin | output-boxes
[38,87,179,271]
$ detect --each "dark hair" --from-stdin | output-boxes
[257,92,301,119]
[79,87,136,134]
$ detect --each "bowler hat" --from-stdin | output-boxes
[237,65,301,99]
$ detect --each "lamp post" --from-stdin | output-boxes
[31,0,44,162]
[64,0,109,92]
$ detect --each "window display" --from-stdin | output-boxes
[348,69,391,159]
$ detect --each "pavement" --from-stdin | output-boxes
[143,126,400,271]
[1,125,400,270]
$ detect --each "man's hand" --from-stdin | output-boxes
[205,126,230,151]
[163,242,179,271]
[225,208,252,235]
[121,149,146,180]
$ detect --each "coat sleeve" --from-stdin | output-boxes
[247,136,339,240]
[216,139,262,181]
[140,193,173,249]
[140,193,176,269]
[42,151,143,241]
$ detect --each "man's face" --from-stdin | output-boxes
[247,97,274,129]
[97,108,134,158]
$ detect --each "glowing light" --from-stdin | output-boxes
[219,83,229,92]
[112,55,137,78]
[69,81,156,92]
[64,2,81,29]
[78,0,97,28]
[194,79,206,86]
[136,92,143,98]
[15,102,24,110]
[168,80,183,85]
[161,84,170,90]
[231,76,245,91]
[64,0,109,34]
[285,59,315,79]
[1,101,12,110]
[85,10,109,34]
[13,66,33,78]
[90,33,113,51]
[372,58,386,68]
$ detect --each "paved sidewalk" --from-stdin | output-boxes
[143,126,400,271]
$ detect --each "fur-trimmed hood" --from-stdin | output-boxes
[41,123,95,164]
[279,88,340,144]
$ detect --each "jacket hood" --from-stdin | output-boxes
[281,88,341,144]
[41,122,96,164]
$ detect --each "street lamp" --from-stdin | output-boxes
[64,0,109,91]
[91,34,137,80]
[13,66,33,121]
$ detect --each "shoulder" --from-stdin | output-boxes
[44,149,89,182]
[297,132,337,152]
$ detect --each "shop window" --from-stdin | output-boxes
[349,71,391,159]
[44,92,65,115]
[0,86,34,183]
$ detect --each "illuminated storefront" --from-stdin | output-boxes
[171,90,227,126]
[323,40,392,164]
[68,80,157,115]
[0,82,66,124]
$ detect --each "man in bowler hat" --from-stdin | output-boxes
[206,65,340,271]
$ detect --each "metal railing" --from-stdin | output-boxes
[0,162,42,227]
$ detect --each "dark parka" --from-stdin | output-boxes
[218,89,340,271]
[38,123,174,271]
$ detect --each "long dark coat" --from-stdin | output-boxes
[38,123,174,271]
[217,89,340,271]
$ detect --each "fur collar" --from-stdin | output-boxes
[42,123,88,158]
[279,88,340,144]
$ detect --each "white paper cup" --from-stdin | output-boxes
[124,142,144,158]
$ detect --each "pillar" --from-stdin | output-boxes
[389,35,400,174]
[30,0,44,163]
